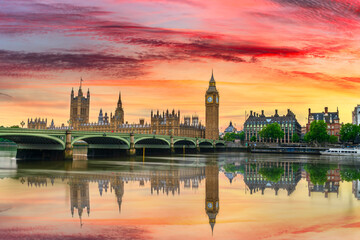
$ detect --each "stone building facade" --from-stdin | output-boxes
[27,73,219,139]
[205,71,220,140]
[70,80,90,127]
[70,82,205,138]
[244,109,302,143]
[27,118,48,129]
[306,107,340,137]
[352,105,360,126]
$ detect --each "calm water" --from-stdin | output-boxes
[1,149,360,240]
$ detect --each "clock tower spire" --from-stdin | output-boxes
[205,70,219,140]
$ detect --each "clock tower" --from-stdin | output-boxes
[205,70,219,140]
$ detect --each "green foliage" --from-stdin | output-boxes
[340,123,360,143]
[250,163,257,170]
[0,138,12,142]
[258,167,284,182]
[340,166,360,182]
[224,164,237,173]
[250,136,257,142]
[259,123,284,141]
[292,163,300,172]
[329,135,338,144]
[305,120,330,143]
[292,133,300,143]
[224,132,245,141]
[223,164,245,174]
[10,125,20,128]
[304,163,336,185]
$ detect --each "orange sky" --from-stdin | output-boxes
[1,0,360,130]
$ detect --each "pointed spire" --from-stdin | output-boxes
[210,222,215,236]
[117,91,122,107]
[210,69,215,83]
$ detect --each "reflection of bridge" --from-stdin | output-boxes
[0,128,225,159]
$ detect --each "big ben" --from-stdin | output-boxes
[205,70,219,140]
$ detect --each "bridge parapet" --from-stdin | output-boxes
[0,128,225,159]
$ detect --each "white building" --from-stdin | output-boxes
[352,105,360,125]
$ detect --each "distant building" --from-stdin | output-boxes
[28,79,206,138]
[224,121,237,133]
[244,109,301,143]
[306,107,340,137]
[70,79,90,126]
[352,105,360,125]
[301,126,307,138]
[27,118,47,129]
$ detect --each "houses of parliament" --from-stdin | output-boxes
[28,72,220,140]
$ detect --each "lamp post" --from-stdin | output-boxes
[20,121,25,128]
[67,119,72,130]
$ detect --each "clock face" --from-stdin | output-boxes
[216,97,219,103]
[207,202,213,209]
[207,96,213,103]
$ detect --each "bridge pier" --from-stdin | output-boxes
[196,139,200,153]
[64,130,73,160]
[170,135,175,154]
[213,140,216,152]
[128,133,136,156]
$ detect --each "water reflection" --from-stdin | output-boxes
[2,152,360,239]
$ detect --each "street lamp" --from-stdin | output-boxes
[20,121,25,128]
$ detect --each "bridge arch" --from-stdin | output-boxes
[174,139,196,148]
[135,137,170,149]
[199,140,213,148]
[0,133,66,150]
[71,135,130,148]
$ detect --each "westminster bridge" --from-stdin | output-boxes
[0,128,225,159]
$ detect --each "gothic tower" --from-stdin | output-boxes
[205,160,219,235]
[70,78,90,128]
[113,92,125,124]
[205,70,219,140]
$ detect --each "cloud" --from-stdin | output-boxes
[0,49,147,78]
[0,93,12,98]
[269,0,360,27]
[0,0,316,67]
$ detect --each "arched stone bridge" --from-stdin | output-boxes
[0,128,225,159]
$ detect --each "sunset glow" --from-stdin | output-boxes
[1,0,360,129]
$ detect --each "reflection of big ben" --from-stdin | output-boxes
[205,70,219,140]
[205,161,219,234]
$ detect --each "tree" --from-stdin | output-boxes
[305,120,329,143]
[340,123,360,143]
[259,123,284,141]
[258,167,284,182]
[340,166,360,182]
[10,125,20,128]
[292,133,300,143]
[329,135,338,144]
[250,136,257,142]
[238,131,245,141]
[224,132,245,141]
